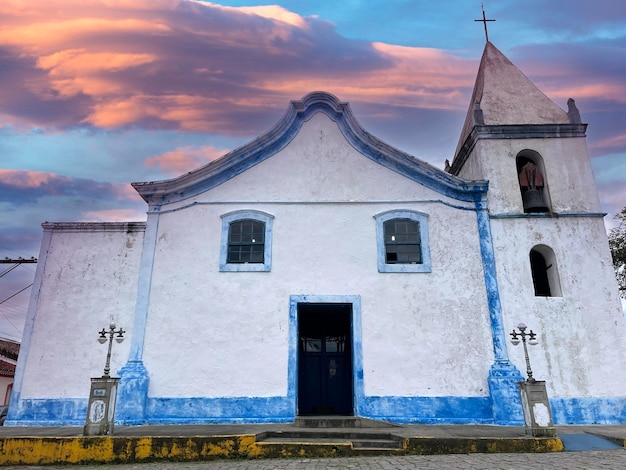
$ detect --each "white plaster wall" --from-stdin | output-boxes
[145,203,493,398]
[491,216,626,397]
[19,226,143,398]
[143,114,493,399]
[166,113,472,208]
[458,138,601,214]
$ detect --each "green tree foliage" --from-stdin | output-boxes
[609,206,626,298]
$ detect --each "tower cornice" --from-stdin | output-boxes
[451,123,588,176]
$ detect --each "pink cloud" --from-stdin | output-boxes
[545,83,626,104]
[144,145,228,175]
[85,95,240,130]
[0,169,70,189]
[217,3,310,29]
[589,133,626,153]
[37,49,157,97]
[0,169,141,203]
[82,208,146,222]
[0,0,477,133]
[0,0,623,167]
[0,16,171,53]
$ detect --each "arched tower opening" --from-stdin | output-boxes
[516,150,551,213]
[529,245,562,297]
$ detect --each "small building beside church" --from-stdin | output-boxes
[7,42,626,427]
[0,339,19,406]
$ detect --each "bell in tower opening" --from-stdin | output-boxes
[518,160,549,213]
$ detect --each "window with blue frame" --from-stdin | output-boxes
[383,218,422,264]
[227,219,265,264]
[374,210,431,273]
[220,210,274,272]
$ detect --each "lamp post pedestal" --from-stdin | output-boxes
[510,323,554,436]
[517,380,555,437]
[84,322,125,436]
[84,376,120,436]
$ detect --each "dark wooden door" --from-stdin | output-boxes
[298,304,353,415]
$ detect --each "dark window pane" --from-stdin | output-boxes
[407,232,419,242]
[326,336,346,353]
[227,219,265,263]
[301,337,322,353]
[383,218,422,264]
[250,245,264,262]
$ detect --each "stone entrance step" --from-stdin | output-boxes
[255,429,405,453]
[294,415,399,428]
[351,437,405,450]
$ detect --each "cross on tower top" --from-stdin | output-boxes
[475,4,495,42]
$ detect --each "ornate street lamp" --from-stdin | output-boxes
[510,322,538,382]
[85,322,125,436]
[97,322,125,378]
[509,322,555,437]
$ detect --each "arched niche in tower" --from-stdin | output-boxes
[516,150,551,213]
[529,244,562,297]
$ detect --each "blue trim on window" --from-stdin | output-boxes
[374,210,431,273]
[219,210,274,272]
[289,295,364,417]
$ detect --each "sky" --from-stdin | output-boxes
[1,0,625,342]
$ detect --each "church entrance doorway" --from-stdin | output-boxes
[297,303,353,415]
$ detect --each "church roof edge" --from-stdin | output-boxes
[133,92,488,206]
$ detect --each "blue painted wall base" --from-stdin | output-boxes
[551,397,626,424]
[359,396,493,424]
[488,361,525,425]
[7,360,626,428]
[117,360,150,425]
[145,397,294,424]
[7,394,626,426]
[4,392,87,426]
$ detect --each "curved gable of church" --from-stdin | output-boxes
[132,92,487,207]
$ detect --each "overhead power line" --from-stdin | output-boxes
[0,257,37,264]
[0,284,33,305]
[0,264,20,278]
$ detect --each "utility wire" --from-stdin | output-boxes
[0,284,33,305]
[0,310,23,337]
[0,264,20,278]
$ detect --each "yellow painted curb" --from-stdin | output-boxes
[0,434,565,465]
[0,435,261,466]
[404,436,564,454]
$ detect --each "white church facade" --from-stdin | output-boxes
[7,42,626,427]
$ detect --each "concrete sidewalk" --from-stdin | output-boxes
[1,422,625,466]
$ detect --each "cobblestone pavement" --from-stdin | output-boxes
[5,450,626,470]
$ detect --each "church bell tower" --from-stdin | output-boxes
[449,41,600,216]
[448,40,625,423]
